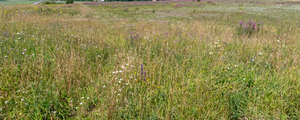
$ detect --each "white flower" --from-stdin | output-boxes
[23,49,27,51]
[258,52,263,56]
[21,98,24,102]
[121,65,125,69]
[209,52,213,55]
[53,111,57,114]
[81,97,84,99]
[4,100,8,104]
[87,97,90,100]
[119,70,123,73]
[80,102,83,105]
[22,52,25,55]
[103,85,106,88]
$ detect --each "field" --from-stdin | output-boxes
[0,0,39,5]
[1,0,300,119]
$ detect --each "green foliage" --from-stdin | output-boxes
[66,0,74,4]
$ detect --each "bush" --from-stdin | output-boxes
[66,0,74,4]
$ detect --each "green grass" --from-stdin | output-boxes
[0,0,39,5]
[0,1,300,119]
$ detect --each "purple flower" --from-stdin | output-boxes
[239,21,244,26]
[252,23,257,30]
[140,64,146,81]
[141,64,144,76]
[141,64,146,81]
[144,71,146,81]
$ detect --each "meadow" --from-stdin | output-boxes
[1,0,300,119]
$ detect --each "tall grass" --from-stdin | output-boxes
[0,3,300,119]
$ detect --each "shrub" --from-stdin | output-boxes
[66,0,74,4]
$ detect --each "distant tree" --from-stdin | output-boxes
[66,0,74,4]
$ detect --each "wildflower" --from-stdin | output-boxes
[103,85,106,88]
[144,72,146,81]
[251,21,257,29]
[277,40,280,43]
[21,98,24,102]
[80,102,83,105]
[258,52,263,56]
[87,97,90,100]
[140,64,146,81]
[4,100,8,104]
[141,64,144,77]
[209,52,213,55]
[22,52,25,55]
[4,56,8,58]
[239,21,244,26]
[119,70,123,73]
[53,111,57,114]
[121,65,125,69]
[227,67,231,70]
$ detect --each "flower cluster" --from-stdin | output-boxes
[238,20,262,36]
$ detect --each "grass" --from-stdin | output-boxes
[0,0,39,5]
[0,1,300,119]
